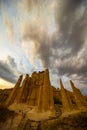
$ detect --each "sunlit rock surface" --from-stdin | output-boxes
[0,69,87,130]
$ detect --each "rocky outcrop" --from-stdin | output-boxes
[70,80,87,110]
[17,74,29,103]
[0,69,87,129]
[3,69,87,117]
[37,69,55,113]
[5,69,55,119]
[5,75,23,107]
[60,79,73,112]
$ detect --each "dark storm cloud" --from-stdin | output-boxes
[55,0,86,54]
[21,0,87,93]
[53,0,87,78]
[0,56,18,83]
[7,56,17,68]
[0,0,86,93]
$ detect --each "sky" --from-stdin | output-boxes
[0,0,87,95]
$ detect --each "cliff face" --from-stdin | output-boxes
[0,69,87,130]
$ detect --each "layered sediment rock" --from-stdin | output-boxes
[3,69,87,120]
[5,69,55,119]
[60,79,73,112]
[37,69,55,113]
[70,80,87,110]
[5,75,23,107]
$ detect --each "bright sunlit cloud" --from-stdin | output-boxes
[0,78,14,89]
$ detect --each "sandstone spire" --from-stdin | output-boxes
[36,72,44,111]
[42,69,50,111]
[27,72,40,106]
[37,69,55,114]
[70,80,87,110]
[60,79,73,112]
[5,75,23,107]
[4,69,87,121]
[17,74,29,103]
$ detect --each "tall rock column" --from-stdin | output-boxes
[27,72,38,106]
[37,72,44,112]
[17,74,29,103]
[21,76,30,103]
[5,75,23,107]
[70,80,87,110]
[60,79,73,112]
[42,69,50,112]
[37,69,55,113]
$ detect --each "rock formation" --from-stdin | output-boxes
[27,72,41,106]
[60,79,73,112]
[70,80,87,110]
[5,75,23,107]
[3,69,87,120]
[37,69,55,113]
[17,74,29,103]
[5,69,55,117]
